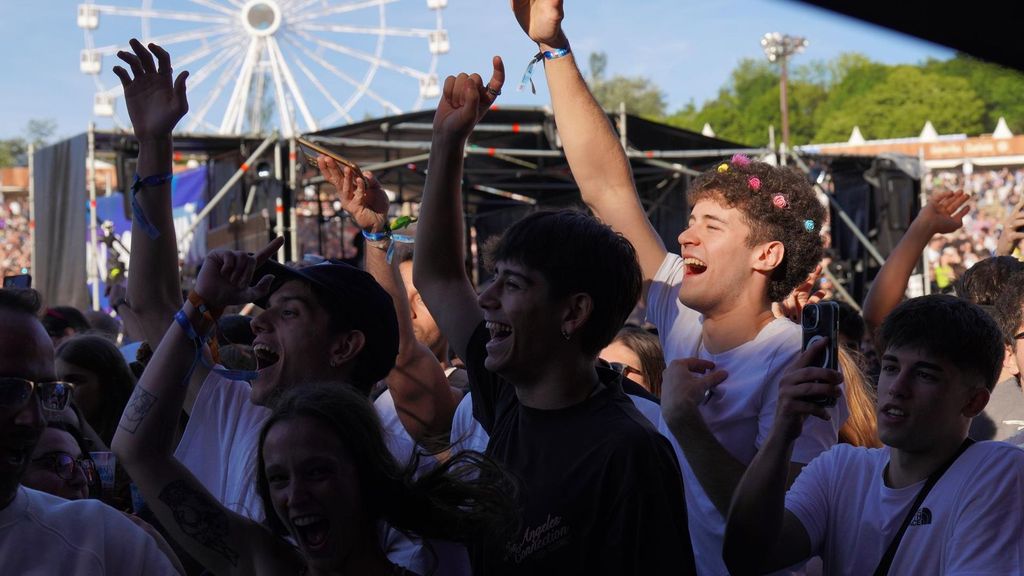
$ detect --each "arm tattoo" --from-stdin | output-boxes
[158,479,240,567]
[119,386,157,434]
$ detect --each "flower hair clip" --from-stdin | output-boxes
[731,153,751,167]
[804,219,816,232]
[748,177,762,192]
[717,163,730,173]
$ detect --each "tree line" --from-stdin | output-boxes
[587,52,1024,147]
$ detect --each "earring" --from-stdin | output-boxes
[561,328,571,341]
[329,359,338,368]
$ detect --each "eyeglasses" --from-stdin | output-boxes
[0,378,75,412]
[31,452,97,484]
[608,362,642,381]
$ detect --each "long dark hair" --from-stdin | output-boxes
[56,335,136,446]
[255,384,519,549]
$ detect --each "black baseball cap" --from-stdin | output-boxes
[253,259,398,391]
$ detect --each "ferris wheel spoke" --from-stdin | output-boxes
[294,29,428,81]
[185,44,244,93]
[184,0,237,17]
[221,38,261,134]
[291,53,355,124]
[288,0,397,25]
[173,34,240,69]
[266,40,296,137]
[292,23,434,38]
[282,33,402,115]
[90,5,232,24]
[85,25,235,56]
[187,49,247,132]
[267,36,318,132]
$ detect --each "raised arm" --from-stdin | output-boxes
[722,339,841,575]
[512,0,666,282]
[114,40,211,412]
[112,239,288,576]
[861,189,969,333]
[996,196,1024,257]
[114,39,188,347]
[413,59,504,361]
[319,158,458,446]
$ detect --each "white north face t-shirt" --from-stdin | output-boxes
[786,442,1024,575]
[647,253,847,576]
[175,372,439,574]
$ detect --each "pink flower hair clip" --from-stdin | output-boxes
[731,153,751,167]
[748,177,762,192]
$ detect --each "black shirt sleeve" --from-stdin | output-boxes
[463,321,513,435]
[598,431,696,575]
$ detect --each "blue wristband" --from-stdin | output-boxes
[518,45,571,94]
[175,308,258,383]
[131,173,173,239]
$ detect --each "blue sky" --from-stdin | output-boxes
[0,0,954,140]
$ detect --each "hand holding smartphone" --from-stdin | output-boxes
[801,301,840,407]
[296,137,363,174]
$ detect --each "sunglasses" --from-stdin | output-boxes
[31,451,97,484]
[608,362,642,381]
[0,378,75,412]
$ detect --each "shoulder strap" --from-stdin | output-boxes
[872,438,975,576]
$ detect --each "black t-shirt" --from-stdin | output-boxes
[464,323,696,575]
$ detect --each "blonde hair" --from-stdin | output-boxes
[837,347,882,448]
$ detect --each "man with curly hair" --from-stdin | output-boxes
[516,1,846,572]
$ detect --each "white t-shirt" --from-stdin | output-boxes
[175,372,440,575]
[786,442,1024,575]
[648,253,847,576]
[0,486,178,575]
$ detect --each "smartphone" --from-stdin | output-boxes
[801,301,839,407]
[296,137,362,174]
[3,274,31,289]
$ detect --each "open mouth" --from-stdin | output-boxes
[486,321,513,343]
[2,446,31,468]
[292,515,330,551]
[253,343,280,370]
[880,405,907,420]
[683,257,708,276]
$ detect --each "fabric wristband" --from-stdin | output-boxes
[518,45,572,94]
[130,173,173,239]
[174,308,258,383]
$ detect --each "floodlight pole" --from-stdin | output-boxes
[762,33,807,165]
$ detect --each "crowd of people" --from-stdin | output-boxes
[0,197,31,278]
[2,3,1024,575]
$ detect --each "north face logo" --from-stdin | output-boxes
[910,508,932,526]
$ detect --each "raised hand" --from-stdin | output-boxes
[772,264,830,323]
[112,39,189,141]
[432,57,505,143]
[918,189,971,236]
[193,237,285,310]
[318,157,388,233]
[996,198,1024,256]
[771,338,843,443]
[661,358,728,425]
[510,0,567,48]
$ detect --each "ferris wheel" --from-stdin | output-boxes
[77,0,449,137]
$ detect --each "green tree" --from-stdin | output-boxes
[0,119,57,167]
[586,52,667,119]
[813,66,985,142]
[923,54,1024,134]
